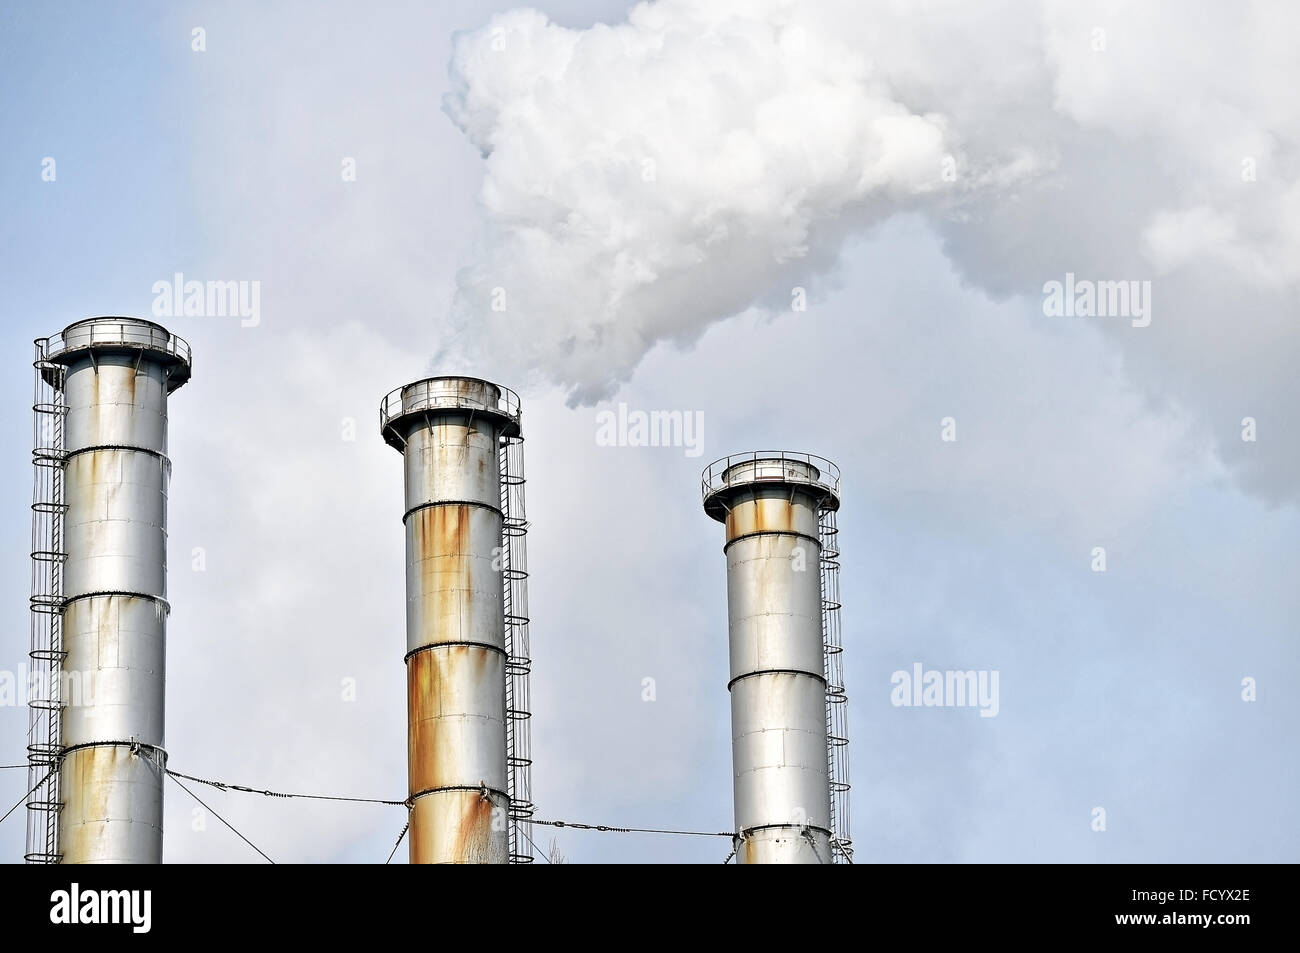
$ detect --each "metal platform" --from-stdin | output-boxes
[379,376,522,450]
[39,317,192,391]
[702,450,841,521]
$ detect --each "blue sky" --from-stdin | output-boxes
[2,1,1296,863]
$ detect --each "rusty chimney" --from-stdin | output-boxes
[380,376,533,863]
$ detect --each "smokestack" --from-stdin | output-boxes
[380,377,533,864]
[26,318,192,864]
[702,452,851,864]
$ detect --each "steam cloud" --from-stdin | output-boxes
[443,1,1019,405]
[444,0,1299,504]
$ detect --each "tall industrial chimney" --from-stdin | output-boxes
[380,377,534,864]
[26,317,192,864]
[702,452,851,864]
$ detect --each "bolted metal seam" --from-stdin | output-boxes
[727,668,827,691]
[739,821,834,837]
[61,741,168,762]
[404,641,508,663]
[62,591,171,610]
[401,498,503,524]
[722,529,822,551]
[62,445,171,463]
[408,784,510,803]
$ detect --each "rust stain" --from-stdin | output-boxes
[407,648,496,776]
[407,644,504,863]
[408,645,491,792]
[405,496,505,863]
[455,792,495,862]
[60,746,118,863]
[89,366,100,441]
[412,506,471,571]
[726,496,797,540]
[97,596,116,668]
[407,647,458,791]
[411,504,481,645]
[409,791,501,864]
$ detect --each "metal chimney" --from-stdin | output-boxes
[380,377,534,864]
[702,452,851,864]
[26,317,192,864]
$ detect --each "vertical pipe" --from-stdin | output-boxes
[49,317,192,864]
[703,454,840,864]
[381,377,520,864]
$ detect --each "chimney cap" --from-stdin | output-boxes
[702,450,840,521]
[380,375,522,451]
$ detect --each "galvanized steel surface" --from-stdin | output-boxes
[408,789,510,865]
[407,646,508,794]
[406,505,505,656]
[402,418,503,513]
[62,449,170,598]
[726,532,825,683]
[62,358,173,451]
[60,596,166,748]
[59,745,166,865]
[736,825,831,865]
[730,673,832,832]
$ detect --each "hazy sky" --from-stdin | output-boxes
[1,0,1296,863]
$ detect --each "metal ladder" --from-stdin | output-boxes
[499,435,535,863]
[26,341,67,864]
[819,506,852,863]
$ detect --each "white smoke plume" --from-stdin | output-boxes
[444,0,1300,502]
[442,0,1035,405]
